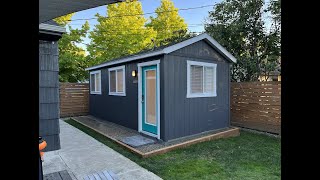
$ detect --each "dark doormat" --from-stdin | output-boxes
[119,135,155,147]
[44,170,72,180]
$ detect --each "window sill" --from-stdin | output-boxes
[109,92,126,96]
[186,93,217,98]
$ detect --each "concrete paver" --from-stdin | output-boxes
[42,120,161,180]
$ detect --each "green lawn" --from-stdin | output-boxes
[65,119,281,180]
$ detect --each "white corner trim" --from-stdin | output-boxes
[186,60,217,98]
[108,65,126,96]
[85,33,237,71]
[39,23,66,33]
[138,60,161,140]
[90,70,101,95]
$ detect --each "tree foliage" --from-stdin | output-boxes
[88,0,157,64]
[54,14,90,82]
[54,13,74,26]
[205,0,281,82]
[147,0,188,46]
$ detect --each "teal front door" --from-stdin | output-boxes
[141,65,158,135]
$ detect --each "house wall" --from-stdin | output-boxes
[39,40,60,151]
[89,56,163,131]
[162,40,231,141]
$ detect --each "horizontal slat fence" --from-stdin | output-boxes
[60,83,89,118]
[231,82,281,134]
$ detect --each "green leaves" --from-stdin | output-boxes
[56,14,90,82]
[148,0,188,46]
[88,0,157,63]
[205,0,281,82]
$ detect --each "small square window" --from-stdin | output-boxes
[187,61,217,98]
[108,65,126,96]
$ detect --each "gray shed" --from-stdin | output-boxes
[39,20,65,151]
[86,33,237,141]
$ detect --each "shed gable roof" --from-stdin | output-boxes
[86,33,237,71]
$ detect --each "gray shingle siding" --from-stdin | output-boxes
[39,40,60,151]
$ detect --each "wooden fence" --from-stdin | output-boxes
[59,82,281,134]
[59,83,89,118]
[231,81,281,134]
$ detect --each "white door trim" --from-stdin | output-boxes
[138,60,160,139]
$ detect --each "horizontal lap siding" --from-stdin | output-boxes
[163,54,230,141]
[39,40,60,151]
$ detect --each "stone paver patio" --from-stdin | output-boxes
[42,120,161,180]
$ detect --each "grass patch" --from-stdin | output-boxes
[65,119,280,180]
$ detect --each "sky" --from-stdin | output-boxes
[68,0,221,51]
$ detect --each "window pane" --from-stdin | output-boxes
[95,73,101,92]
[117,69,123,92]
[90,74,95,92]
[110,71,116,92]
[204,67,214,93]
[191,65,203,93]
[146,70,156,125]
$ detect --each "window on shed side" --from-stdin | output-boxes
[90,70,101,94]
[109,65,126,96]
[187,61,217,98]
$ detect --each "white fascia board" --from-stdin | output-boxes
[163,33,237,63]
[86,33,237,71]
[85,50,164,71]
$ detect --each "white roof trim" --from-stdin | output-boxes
[86,33,237,71]
[85,50,165,71]
[39,23,66,33]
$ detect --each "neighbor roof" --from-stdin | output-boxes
[86,33,237,71]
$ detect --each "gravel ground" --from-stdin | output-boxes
[71,116,234,153]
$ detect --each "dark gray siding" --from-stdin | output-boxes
[39,40,60,151]
[89,56,163,130]
[162,40,231,141]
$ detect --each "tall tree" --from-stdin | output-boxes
[88,0,157,64]
[147,0,188,46]
[205,0,281,82]
[54,14,90,82]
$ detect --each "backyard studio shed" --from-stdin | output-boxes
[86,33,237,141]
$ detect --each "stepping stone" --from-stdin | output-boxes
[119,135,155,147]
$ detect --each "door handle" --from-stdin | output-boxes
[141,95,144,103]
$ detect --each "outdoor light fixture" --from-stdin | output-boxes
[132,70,137,77]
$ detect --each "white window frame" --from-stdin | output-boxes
[90,70,101,95]
[108,65,126,96]
[187,60,217,98]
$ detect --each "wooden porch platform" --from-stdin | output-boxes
[70,116,240,158]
